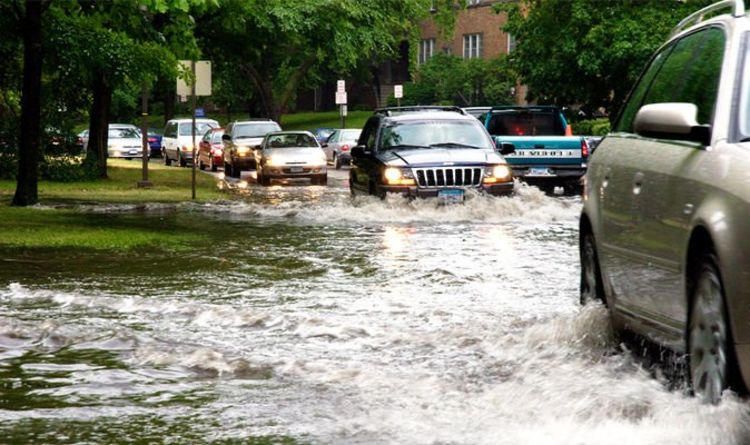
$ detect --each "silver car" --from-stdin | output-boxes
[106,125,143,159]
[255,131,328,186]
[322,128,361,169]
[580,0,750,404]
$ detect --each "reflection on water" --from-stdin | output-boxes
[1,174,749,444]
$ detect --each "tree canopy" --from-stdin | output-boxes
[499,0,715,116]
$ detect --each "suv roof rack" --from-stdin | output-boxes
[374,106,467,116]
[672,0,745,37]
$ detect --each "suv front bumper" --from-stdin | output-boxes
[380,182,513,198]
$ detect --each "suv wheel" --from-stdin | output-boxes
[198,159,205,171]
[164,150,171,166]
[224,162,232,178]
[179,153,187,167]
[334,153,341,170]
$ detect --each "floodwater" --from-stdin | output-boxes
[1,169,749,444]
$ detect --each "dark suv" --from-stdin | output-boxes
[222,119,281,178]
[350,107,514,201]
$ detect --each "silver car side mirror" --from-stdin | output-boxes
[634,103,711,146]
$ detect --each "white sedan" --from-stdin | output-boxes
[255,131,328,186]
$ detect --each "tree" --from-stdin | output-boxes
[399,54,516,106]
[197,0,440,122]
[12,0,49,206]
[498,0,715,115]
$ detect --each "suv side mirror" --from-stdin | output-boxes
[351,145,371,157]
[634,103,711,146]
[221,134,231,141]
[496,140,516,155]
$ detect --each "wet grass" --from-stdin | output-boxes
[0,160,229,250]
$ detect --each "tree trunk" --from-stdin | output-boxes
[12,0,44,207]
[86,73,112,179]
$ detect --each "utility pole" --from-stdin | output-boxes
[191,60,197,200]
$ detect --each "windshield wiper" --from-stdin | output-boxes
[383,144,431,150]
[429,142,482,149]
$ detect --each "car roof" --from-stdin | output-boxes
[382,110,479,123]
[233,119,276,124]
[266,130,315,136]
[670,1,749,40]
[168,118,219,123]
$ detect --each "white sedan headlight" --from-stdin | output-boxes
[267,156,283,167]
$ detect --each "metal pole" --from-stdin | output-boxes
[340,105,344,129]
[191,60,197,200]
[138,82,152,188]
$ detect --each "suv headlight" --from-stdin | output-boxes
[237,146,251,156]
[483,164,512,184]
[383,167,415,186]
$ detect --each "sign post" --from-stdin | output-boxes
[177,60,212,199]
[336,80,347,129]
[137,81,152,188]
[394,84,403,107]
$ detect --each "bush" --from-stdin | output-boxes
[39,155,98,182]
[572,118,611,136]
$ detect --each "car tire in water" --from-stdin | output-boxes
[334,153,341,170]
[164,151,171,166]
[688,252,737,404]
[580,229,605,306]
[199,159,205,171]
[179,153,187,167]
[211,159,218,172]
[232,165,241,179]
[224,162,232,178]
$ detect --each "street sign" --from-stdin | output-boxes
[176,60,212,96]
[341,105,348,117]
[335,91,348,105]
[394,85,403,99]
[337,80,346,93]
[194,107,205,117]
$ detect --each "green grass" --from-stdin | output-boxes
[0,159,228,250]
[0,159,226,204]
[140,110,373,132]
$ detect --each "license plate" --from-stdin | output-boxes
[289,167,303,173]
[527,167,554,177]
[438,189,465,204]
[128,149,139,155]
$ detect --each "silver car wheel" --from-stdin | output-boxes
[580,233,601,305]
[689,260,728,405]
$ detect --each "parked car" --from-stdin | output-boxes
[255,131,327,186]
[350,106,514,201]
[310,127,336,144]
[222,119,281,178]
[580,0,750,404]
[197,127,224,172]
[162,118,220,167]
[106,126,143,159]
[147,128,163,157]
[76,129,89,151]
[322,128,361,169]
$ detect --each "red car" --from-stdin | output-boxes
[197,127,224,172]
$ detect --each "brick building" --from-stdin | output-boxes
[418,0,526,105]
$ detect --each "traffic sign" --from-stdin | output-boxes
[335,91,348,105]
[177,60,212,96]
[337,80,346,93]
[394,85,403,99]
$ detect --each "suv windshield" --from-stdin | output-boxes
[379,120,491,150]
[266,134,318,148]
[487,110,564,136]
[179,122,216,136]
[235,123,280,139]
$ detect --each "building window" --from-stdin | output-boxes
[419,39,435,65]
[463,33,483,59]
[507,34,517,53]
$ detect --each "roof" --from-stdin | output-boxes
[167,118,219,123]
[381,110,477,123]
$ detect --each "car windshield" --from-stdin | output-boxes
[487,110,565,136]
[108,128,139,139]
[315,128,335,140]
[379,120,492,150]
[211,131,224,144]
[266,134,319,148]
[179,122,217,136]
[235,123,280,138]
[340,129,362,142]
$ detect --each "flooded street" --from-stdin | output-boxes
[1,169,749,444]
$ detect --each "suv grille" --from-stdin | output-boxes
[414,167,483,188]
